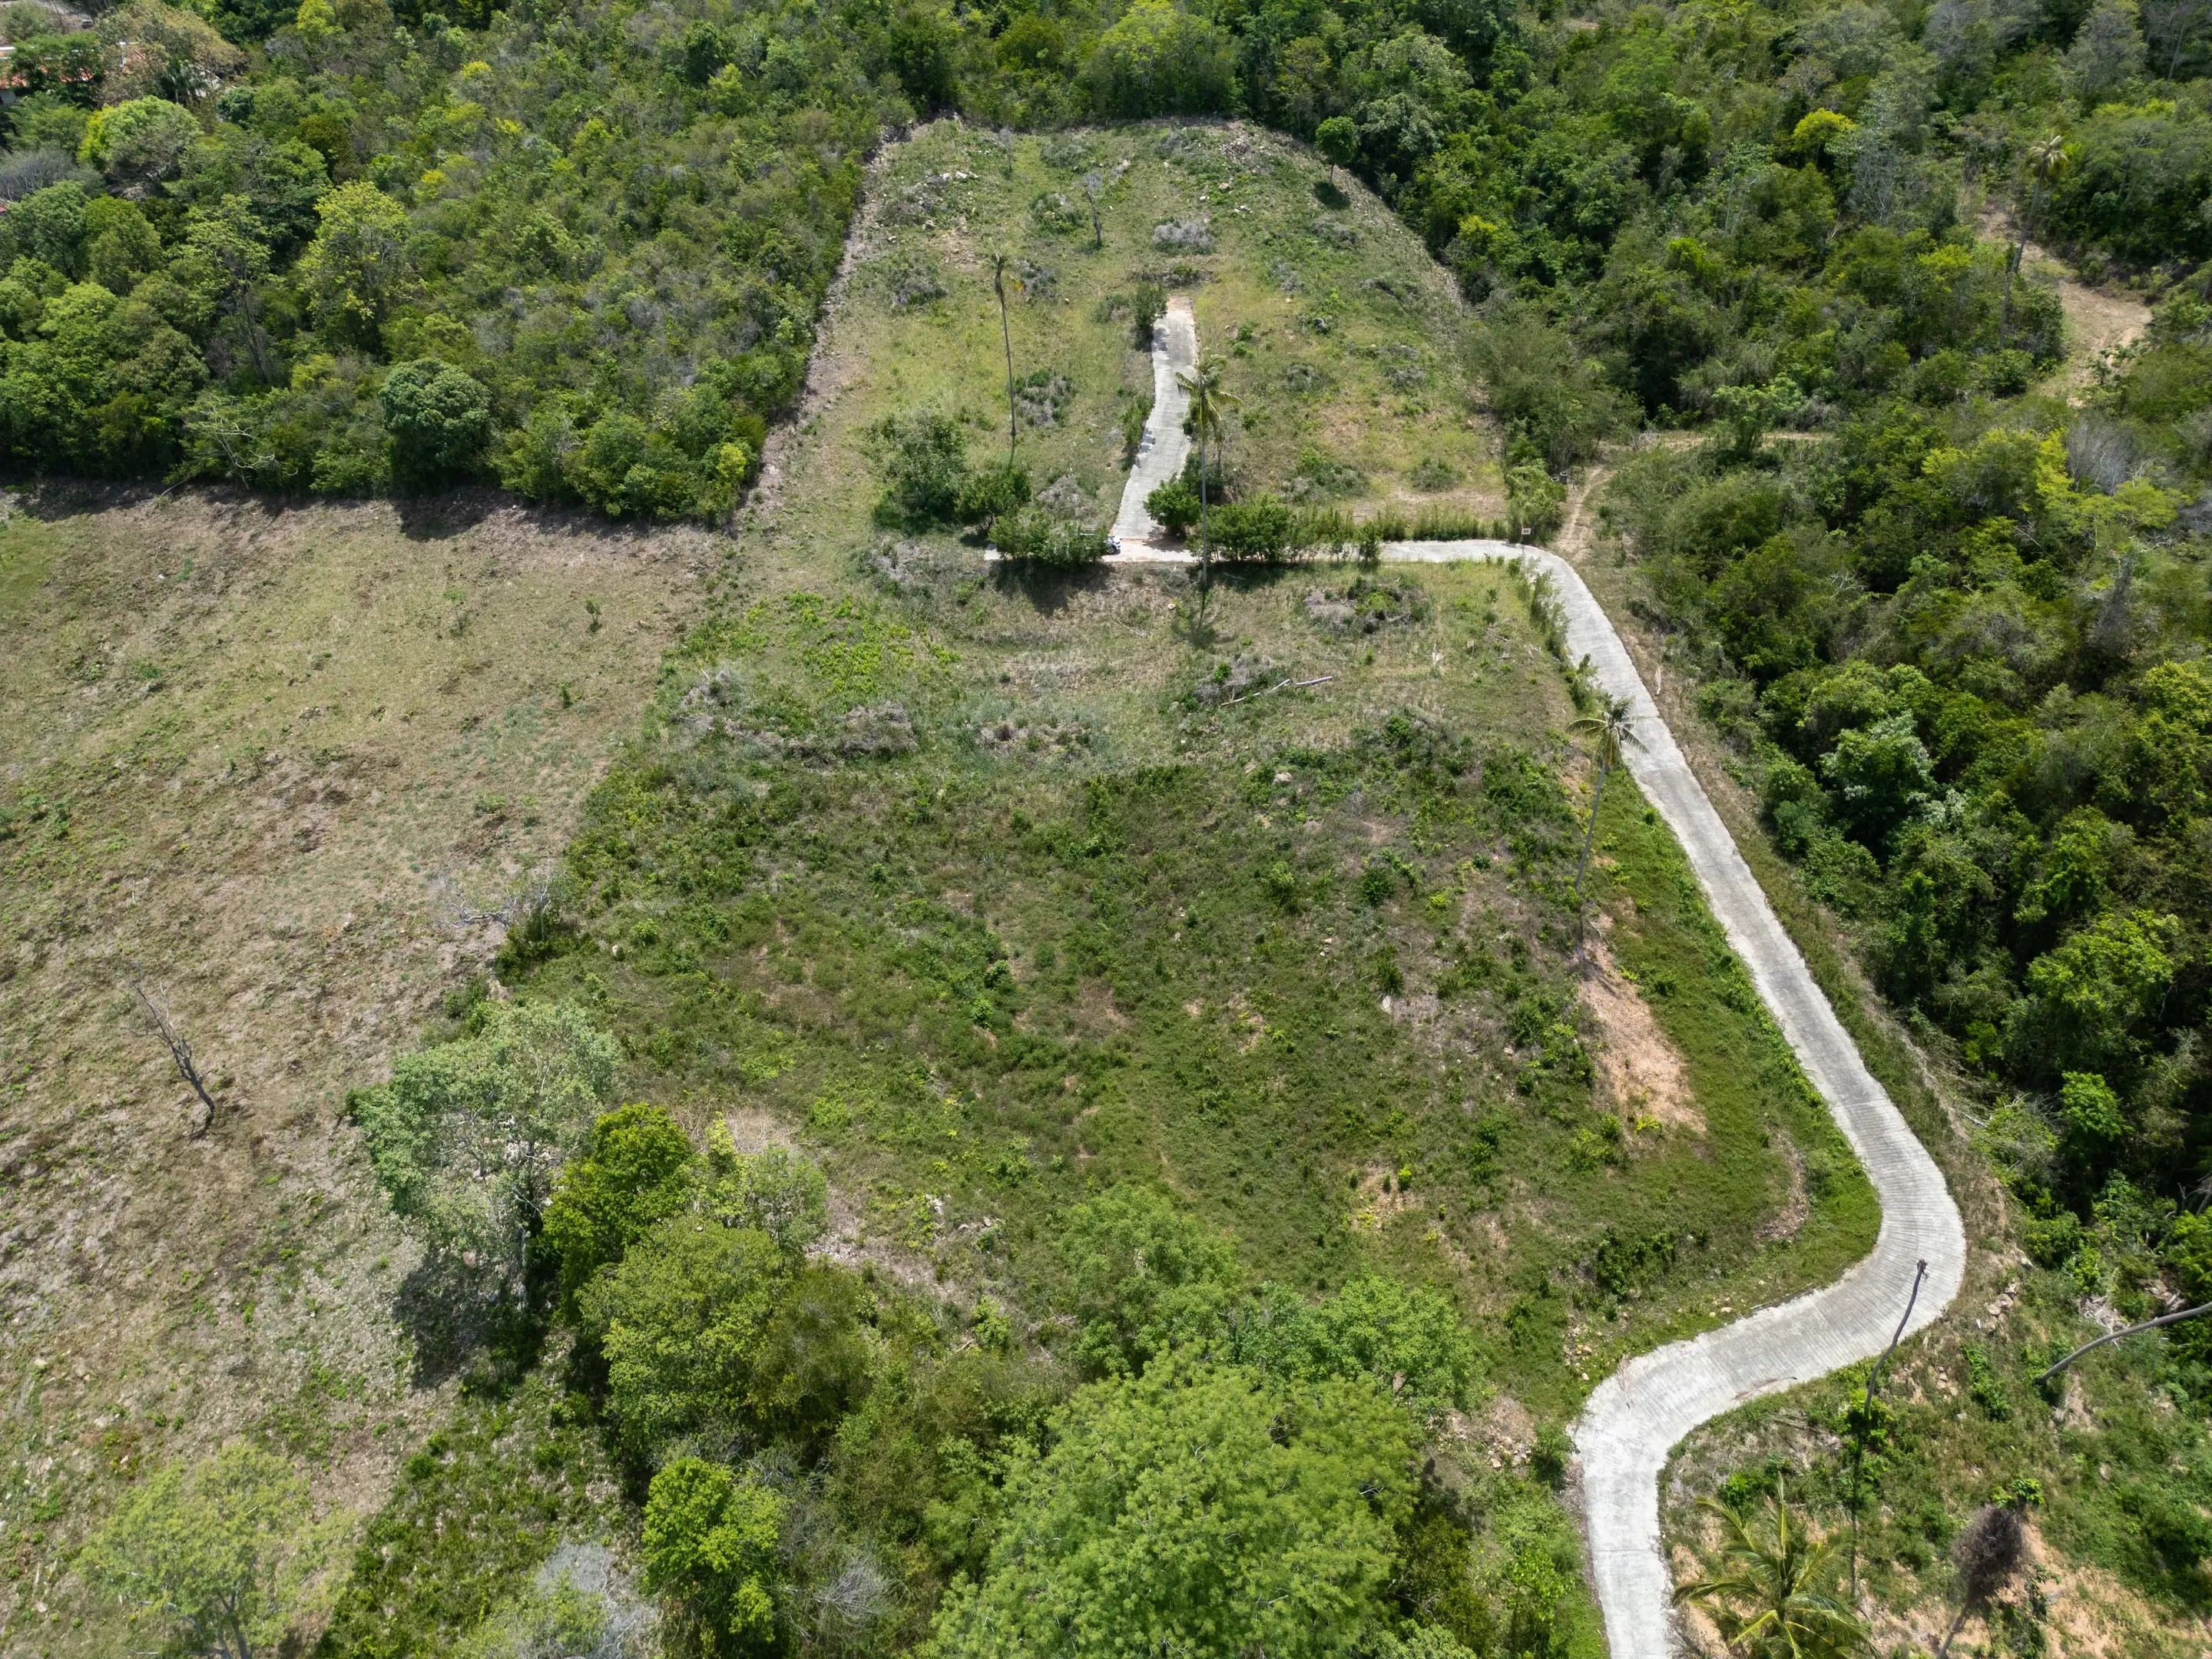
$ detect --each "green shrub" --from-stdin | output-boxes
[1146,475,1201,538]
[1058,1186,1240,1377]
[999,505,1108,565]
[641,1459,783,1651]
[866,409,969,524]
[1212,494,1294,562]
[541,1102,696,1305]
[1130,279,1167,345]
[955,457,1031,527]
[380,357,493,488]
[1505,464,1566,542]
[348,1002,618,1296]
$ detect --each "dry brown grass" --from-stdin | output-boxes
[0,484,718,1646]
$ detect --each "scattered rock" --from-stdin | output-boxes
[1035,473,1094,516]
[878,253,945,308]
[866,539,935,586]
[1304,578,1426,634]
[1014,369,1073,428]
[1193,657,1277,706]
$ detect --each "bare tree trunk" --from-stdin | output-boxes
[998,284,1017,464]
[1935,1600,1974,1659]
[129,973,219,1134]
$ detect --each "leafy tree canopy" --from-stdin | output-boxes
[930,1358,1417,1659]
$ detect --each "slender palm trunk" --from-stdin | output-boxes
[2001,180,2041,343]
[998,288,1017,463]
[1198,433,1210,593]
[1574,761,1611,899]
[1573,760,1611,948]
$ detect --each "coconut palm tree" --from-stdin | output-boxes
[1568,693,1638,937]
[2002,134,2071,343]
[1674,1474,1869,1658]
[1177,351,1238,594]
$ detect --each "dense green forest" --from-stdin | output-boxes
[0,0,2174,514]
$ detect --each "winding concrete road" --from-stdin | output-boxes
[1109,295,1197,547]
[1081,538,1965,1656]
[1414,541,1966,1658]
[1100,303,1965,1654]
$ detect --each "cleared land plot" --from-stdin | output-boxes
[0,487,716,1648]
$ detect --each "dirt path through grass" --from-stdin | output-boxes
[1977,207,2151,394]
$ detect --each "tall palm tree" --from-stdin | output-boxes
[1177,351,1238,594]
[991,251,1019,463]
[1568,693,1638,935]
[1674,1475,1869,1658]
[2002,134,2071,343]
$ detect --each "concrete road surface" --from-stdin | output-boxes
[1110,294,1197,548]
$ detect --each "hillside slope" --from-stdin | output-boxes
[281,122,1883,1659]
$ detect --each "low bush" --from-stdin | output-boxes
[998,505,1107,565]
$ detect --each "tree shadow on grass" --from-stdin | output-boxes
[392,485,505,541]
[392,1250,548,1394]
[988,556,1118,617]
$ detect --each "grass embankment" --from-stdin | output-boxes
[307,124,1879,1656]
[0,488,717,1653]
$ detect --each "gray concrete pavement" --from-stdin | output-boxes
[1110,295,1197,547]
[1386,541,1965,1657]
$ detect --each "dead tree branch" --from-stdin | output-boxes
[127,972,218,1134]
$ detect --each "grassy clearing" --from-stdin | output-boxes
[777,118,1502,555]
[300,123,1889,1654]
[0,486,717,1653]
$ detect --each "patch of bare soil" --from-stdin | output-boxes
[1578,939,1703,1133]
[0,485,717,1645]
[1350,1163,1422,1230]
[1976,206,2151,394]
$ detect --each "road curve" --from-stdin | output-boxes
[1092,277,1961,1650]
[1088,532,1968,1651]
[1387,540,1966,1657]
